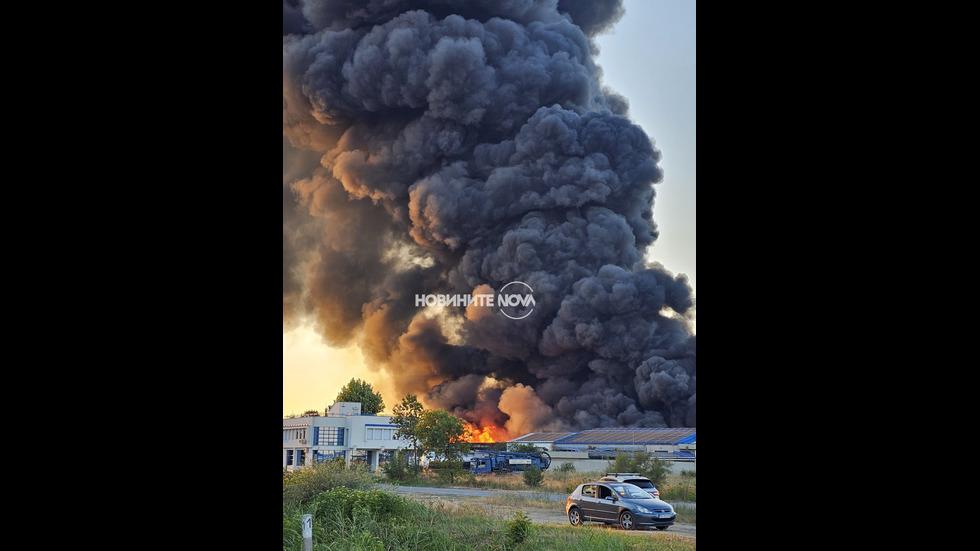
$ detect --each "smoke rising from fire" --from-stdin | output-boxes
[283,0,695,436]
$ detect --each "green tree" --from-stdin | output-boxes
[522,464,544,487]
[391,394,424,474]
[416,409,471,483]
[381,449,414,482]
[334,378,385,414]
[606,450,672,489]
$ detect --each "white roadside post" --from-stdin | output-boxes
[302,514,312,551]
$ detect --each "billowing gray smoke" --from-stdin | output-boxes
[283,0,695,436]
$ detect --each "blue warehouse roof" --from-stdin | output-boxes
[553,428,696,446]
[674,433,697,445]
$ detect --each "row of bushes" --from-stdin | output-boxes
[381,450,691,500]
[283,458,374,506]
[283,486,535,550]
[286,451,694,506]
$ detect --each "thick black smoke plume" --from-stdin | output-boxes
[283,0,695,435]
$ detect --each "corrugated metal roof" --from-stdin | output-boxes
[509,432,574,442]
[675,434,697,444]
[554,428,696,445]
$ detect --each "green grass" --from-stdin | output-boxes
[284,496,696,550]
[532,523,696,550]
[284,465,696,550]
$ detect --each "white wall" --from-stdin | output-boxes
[545,451,696,475]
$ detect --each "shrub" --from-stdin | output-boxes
[506,510,533,545]
[381,449,420,483]
[665,483,697,502]
[313,487,413,523]
[522,465,544,487]
[556,462,575,473]
[282,460,373,506]
[605,451,671,489]
[428,460,473,485]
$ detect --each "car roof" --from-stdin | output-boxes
[579,481,618,489]
[599,474,651,481]
[582,481,642,488]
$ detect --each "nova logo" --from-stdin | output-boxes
[413,281,536,320]
[495,281,535,320]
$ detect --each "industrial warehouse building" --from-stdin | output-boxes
[507,428,696,472]
[284,403,696,473]
[282,402,412,472]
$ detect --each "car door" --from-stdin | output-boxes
[579,484,599,520]
[593,484,618,522]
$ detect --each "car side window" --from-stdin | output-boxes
[582,485,595,498]
[597,485,609,499]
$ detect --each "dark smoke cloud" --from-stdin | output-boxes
[283,0,695,434]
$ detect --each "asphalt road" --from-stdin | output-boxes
[383,484,695,508]
[384,484,565,501]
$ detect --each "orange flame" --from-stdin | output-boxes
[464,422,509,443]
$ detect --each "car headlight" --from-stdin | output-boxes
[636,506,653,514]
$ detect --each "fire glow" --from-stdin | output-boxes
[465,423,510,443]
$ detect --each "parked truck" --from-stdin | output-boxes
[463,450,552,473]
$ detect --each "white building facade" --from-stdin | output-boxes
[282,402,412,472]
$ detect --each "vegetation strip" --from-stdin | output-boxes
[284,457,695,550]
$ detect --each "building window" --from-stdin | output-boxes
[318,427,345,446]
[316,450,345,462]
[286,450,294,465]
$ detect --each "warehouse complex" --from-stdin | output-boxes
[506,428,696,460]
[283,403,696,471]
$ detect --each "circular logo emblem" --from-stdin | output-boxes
[496,281,535,320]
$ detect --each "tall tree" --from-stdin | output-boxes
[391,394,424,471]
[334,378,385,414]
[416,409,471,483]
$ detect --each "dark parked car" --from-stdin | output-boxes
[566,481,676,530]
[599,473,660,498]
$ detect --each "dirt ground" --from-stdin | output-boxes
[391,487,696,539]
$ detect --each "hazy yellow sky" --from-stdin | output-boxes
[283,326,366,417]
[282,326,399,417]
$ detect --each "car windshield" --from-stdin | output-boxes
[610,484,653,499]
[626,479,655,488]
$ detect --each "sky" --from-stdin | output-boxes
[283,0,696,419]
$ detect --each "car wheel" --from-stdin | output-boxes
[568,507,582,526]
[619,511,635,530]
